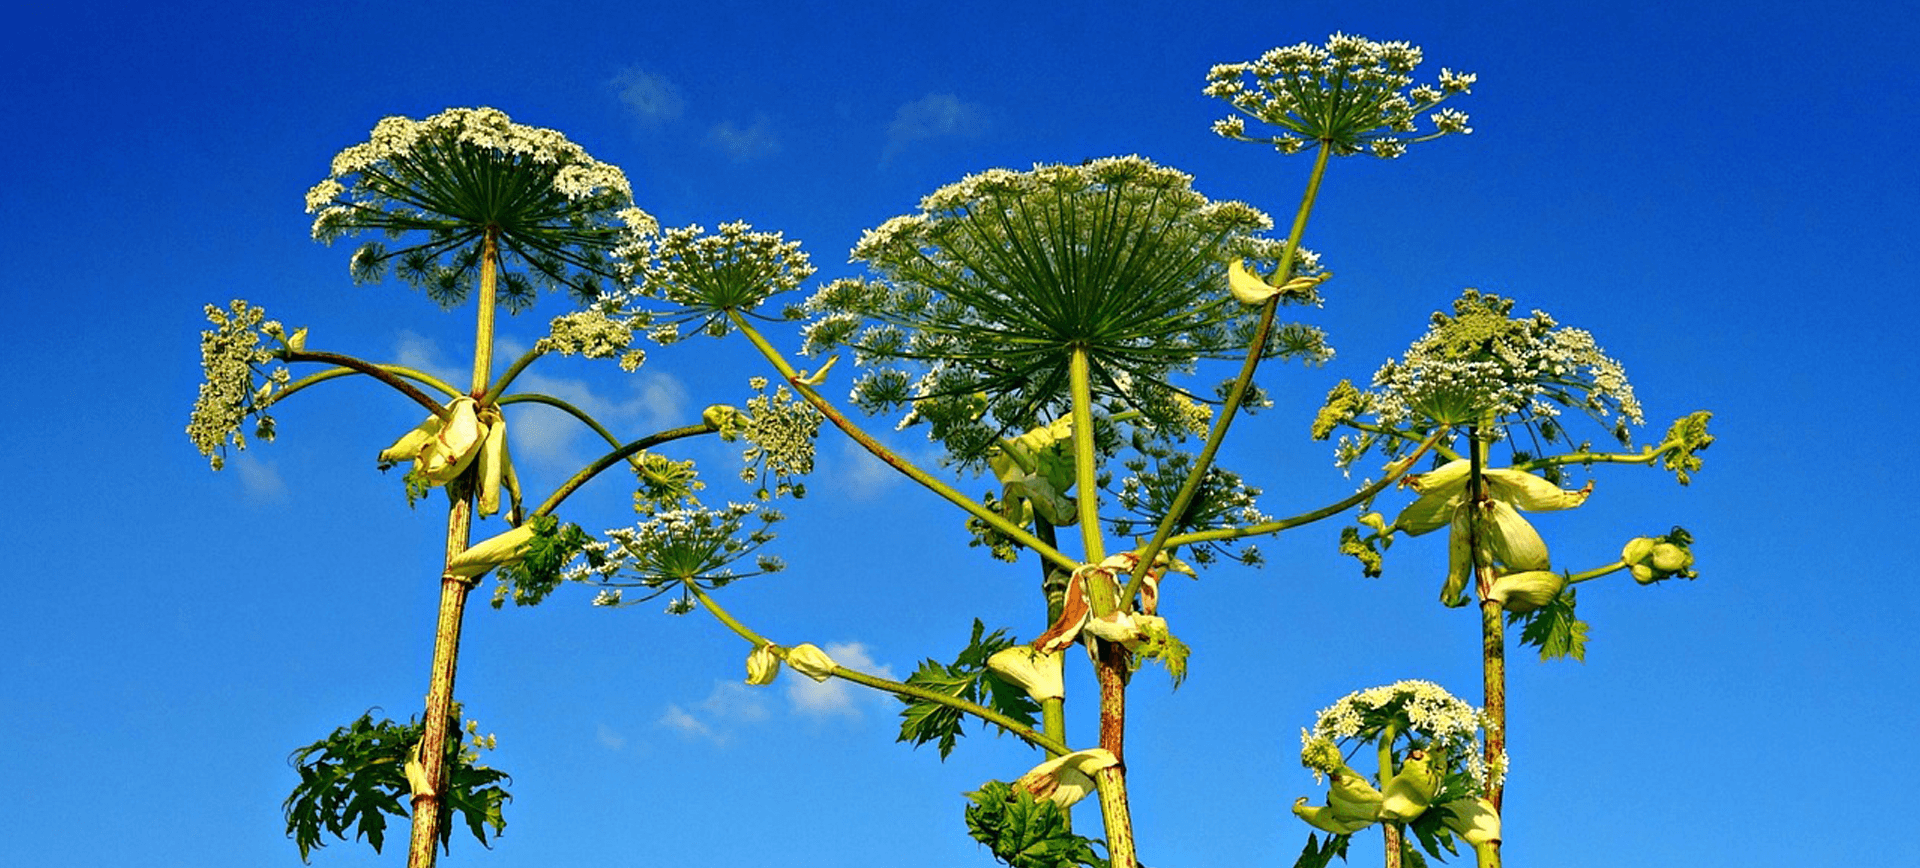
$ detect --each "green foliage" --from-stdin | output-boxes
[1293,832,1351,868]
[896,620,1039,758]
[1513,587,1589,661]
[493,514,593,608]
[964,781,1111,868]
[283,711,510,862]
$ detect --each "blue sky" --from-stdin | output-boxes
[4,1,1916,866]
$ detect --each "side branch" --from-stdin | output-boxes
[280,351,455,414]
[727,310,1079,573]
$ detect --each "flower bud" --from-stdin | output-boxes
[1379,748,1441,821]
[1439,796,1501,847]
[1650,542,1691,572]
[785,643,838,682]
[446,524,536,578]
[1013,749,1118,808]
[1327,766,1384,824]
[987,646,1065,702]
[745,644,781,685]
[1293,797,1374,834]
[1488,570,1567,613]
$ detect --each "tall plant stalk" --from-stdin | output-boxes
[408,231,499,868]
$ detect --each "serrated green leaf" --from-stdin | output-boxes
[964,781,1110,868]
[1293,831,1351,868]
[1513,588,1589,661]
[895,621,1036,759]
[282,710,512,862]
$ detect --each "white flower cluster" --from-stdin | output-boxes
[1308,679,1502,790]
[566,502,784,611]
[1367,290,1644,437]
[536,309,648,372]
[738,377,822,499]
[1205,34,1474,158]
[619,221,816,338]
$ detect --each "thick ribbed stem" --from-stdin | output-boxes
[407,230,499,868]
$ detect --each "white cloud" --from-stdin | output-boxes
[595,722,627,751]
[499,369,692,470]
[232,454,288,503]
[707,115,781,162]
[882,93,988,163]
[660,703,718,742]
[660,680,774,744]
[786,642,896,718]
[392,329,462,386]
[830,437,902,502]
[612,68,685,126]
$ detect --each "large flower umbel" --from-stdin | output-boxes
[306,107,654,310]
[1205,33,1474,158]
[800,155,1326,463]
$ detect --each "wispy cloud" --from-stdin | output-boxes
[391,329,462,387]
[661,680,775,745]
[502,369,691,471]
[707,115,781,162]
[882,93,988,164]
[611,67,686,126]
[829,437,904,502]
[232,454,288,503]
[786,642,897,718]
[595,722,627,751]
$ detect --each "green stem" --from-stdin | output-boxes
[1466,423,1508,825]
[279,353,454,415]
[409,229,499,868]
[1512,446,1666,473]
[483,342,547,404]
[498,392,650,472]
[727,310,1077,572]
[1122,143,1335,604]
[527,423,715,519]
[1069,346,1105,563]
[1567,561,1629,585]
[684,584,1068,754]
[1151,431,1442,551]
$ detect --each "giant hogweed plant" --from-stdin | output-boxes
[188,34,1713,868]
[564,34,1600,868]
[188,107,814,867]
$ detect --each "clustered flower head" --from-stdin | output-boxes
[1291,680,1503,849]
[568,502,784,614]
[535,309,650,372]
[306,107,653,311]
[617,221,816,341]
[188,300,292,469]
[724,377,822,500]
[1205,33,1474,158]
[1303,679,1500,790]
[1323,289,1645,470]
[1111,443,1269,567]
[799,155,1325,466]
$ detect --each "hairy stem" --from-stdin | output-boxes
[1466,423,1508,866]
[1092,639,1137,868]
[527,423,715,519]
